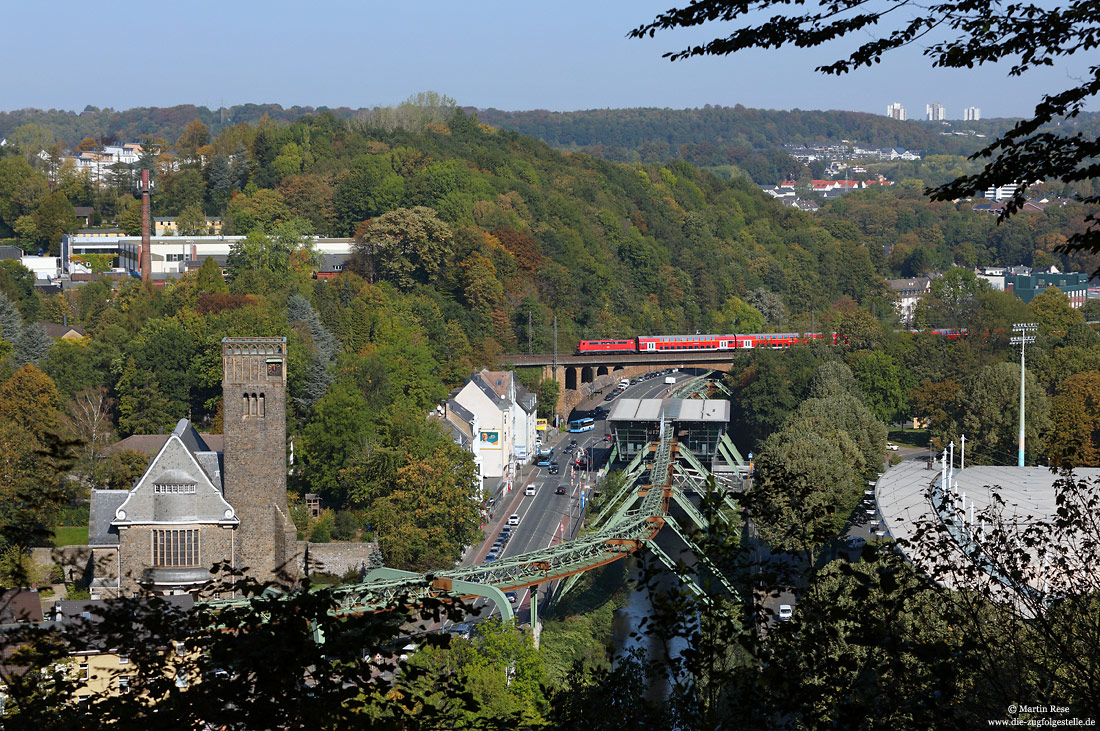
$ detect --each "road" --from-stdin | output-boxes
[459,368,705,624]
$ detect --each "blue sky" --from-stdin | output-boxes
[2,1,1090,119]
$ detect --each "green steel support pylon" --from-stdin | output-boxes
[663,514,739,597]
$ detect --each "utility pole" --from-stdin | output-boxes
[960,434,966,470]
[552,315,558,378]
[1010,323,1038,467]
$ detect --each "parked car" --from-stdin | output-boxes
[886,442,899,451]
[524,484,536,496]
[847,536,867,549]
[505,591,518,604]
[778,605,793,621]
[604,393,615,401]
[485,552,498,562]
[499,526,511,537]
[507,514,520,526]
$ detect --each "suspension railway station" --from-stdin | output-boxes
[203,376,748,629]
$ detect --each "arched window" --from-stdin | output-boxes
[259,393,265,418]
[242,393,249,418]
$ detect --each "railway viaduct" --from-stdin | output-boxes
[499,351,743,417]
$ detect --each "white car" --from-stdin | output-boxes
[886,442,900,451]
[507,514,520,526]
[524,484,536,496]
[778,605,793,621]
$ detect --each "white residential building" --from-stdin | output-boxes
[886,277,932,325]
[451,370,537,481]
[964,107,981,121]
[926,102,946,121]
[886,102,907,121]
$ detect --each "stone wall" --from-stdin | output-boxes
[298,541,379,579]
[31,545,94,582]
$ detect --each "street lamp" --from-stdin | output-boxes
[1010,323,1038,467]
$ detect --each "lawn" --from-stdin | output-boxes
[887,428,930,448]
[53,525,89,546]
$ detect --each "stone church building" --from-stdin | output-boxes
[89,337,298,598]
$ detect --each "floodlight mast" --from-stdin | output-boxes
[1010,323,1038,467]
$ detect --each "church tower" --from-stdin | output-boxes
[221,337,298,585]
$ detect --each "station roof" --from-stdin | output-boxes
[607,398,730,424]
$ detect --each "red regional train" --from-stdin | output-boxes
[575,332,831,354]
[575,328,977,354]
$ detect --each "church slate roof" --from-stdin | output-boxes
[88,490,128,546]
[110,419,237,528]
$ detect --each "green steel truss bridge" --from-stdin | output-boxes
[204,382,744,624]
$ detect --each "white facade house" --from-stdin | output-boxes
[926,102,946,121]
[886,277,932,325]
[451,370,537,481]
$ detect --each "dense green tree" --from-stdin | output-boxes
[115,357,176,437]
[352,206,453,290]
[1029,286,1085,335]
[32,190,78,255]
[176,202,208,235]
[365,446,481,571]
[298,380,373,505]
[957,361,1050,465]
[707,295,764,333]
[849,349,910,424]
[749,417,864,559]
[226,187,291,234]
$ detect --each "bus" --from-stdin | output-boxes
[537,447,553,466]
[569,417,595,433]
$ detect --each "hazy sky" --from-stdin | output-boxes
[3,1,1091,119]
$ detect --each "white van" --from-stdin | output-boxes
[619,378,629,388]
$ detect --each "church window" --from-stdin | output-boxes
[152,529,199,567]
[259,393,265,417]
[153,483,195,494]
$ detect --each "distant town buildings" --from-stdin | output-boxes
[885,102,907,121]
[59,233,355,284]
[975,265,1089,308]
[926,102,946,121]
[964,106,981,121]
[983,183,1020,201]
[782,143,921,164]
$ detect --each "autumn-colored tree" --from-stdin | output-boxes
[1048,371,1100,467]
[175,119,211,163]
[910,378,961,440]
[0,364,61,443]
[491,226,544,275]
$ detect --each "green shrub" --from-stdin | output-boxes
[332,511,358,541]
[57,503,90,526]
